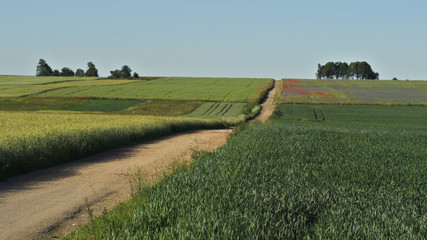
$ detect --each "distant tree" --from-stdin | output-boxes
[318,61,378,80]
[338,62,349,79]
[392,77,398,80]
[109,65,134,79]
[120,65,132,78]
[109,70,121,79]
[85,62,99,77]
[52,69,61,76]
[316,64,323,79]
[322,62,335,79]
[60,67,74,77]
[347,62,359,79]
[333,62,341,79]
[133,72,139,78]
[75,68,85,77]
[36,59,53,76]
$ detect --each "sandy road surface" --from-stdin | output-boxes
[0,81,278,240]
[251,80,280,123]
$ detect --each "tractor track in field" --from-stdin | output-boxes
[0,80,278,240]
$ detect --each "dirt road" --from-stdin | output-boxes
[0,81,278,240]
[251,80,280,123]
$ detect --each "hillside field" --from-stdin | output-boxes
[280,79,427,104]
[0,75,273,117]
[0,76,273,179]
[39,77,273,102]
[64,104,427,239]
[0,75,100,85]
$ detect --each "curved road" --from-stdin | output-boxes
[0,80,278,240]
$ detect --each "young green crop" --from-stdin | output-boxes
[0,98,202,116]
[40,77,274,102]
[0,111,224,180]
[64,104,426,239]
[0,75,99,85]
[0,79,137,97]
[274,104,427,130]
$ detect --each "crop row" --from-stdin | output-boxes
[0,112,224,180]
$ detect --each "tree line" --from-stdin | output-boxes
[36,59,99,77]
[316,61,379,80]
[36,59,138,79]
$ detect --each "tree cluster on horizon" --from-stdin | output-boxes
[36,59,98,77]
[109,65,139,79]
[316,61,379,80]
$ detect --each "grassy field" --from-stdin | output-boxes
[63,104,426,239]
[0,97,202,116]
[0,79,137,97]
[275,104,427,130]
[40,77,273,102]
[0,75,272,119]
[0,111,224,180]
[280,79,427,104]
[0,76,274,179]
[0,75,99,85]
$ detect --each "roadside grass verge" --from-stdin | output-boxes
[62,104,426,239]
[0,112,224,180]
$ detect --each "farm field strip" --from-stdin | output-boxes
[0,111,224,180]
[0,79,137,97]
[0,75,99,85]
[186,102,246,117]
[280,79,427,104]
[276,104,427,130]
[65,104,427,239]
[39,77,274,102]
[0,98,202,116]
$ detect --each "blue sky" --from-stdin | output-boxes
[1,0,426,80]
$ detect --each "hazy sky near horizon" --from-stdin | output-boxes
[1,0,426,80]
